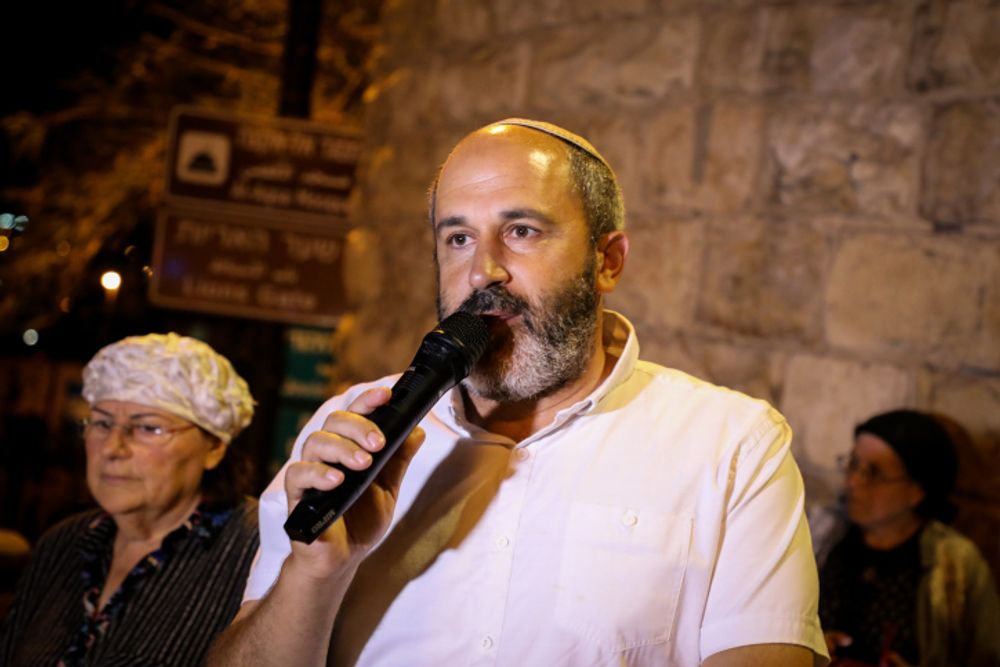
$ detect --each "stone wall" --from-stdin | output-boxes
[346,0,1000,573]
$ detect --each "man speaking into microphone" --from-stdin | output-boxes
[209,120,828,667]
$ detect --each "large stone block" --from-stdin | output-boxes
[702,4,907,95]
[908,0,1000,92]
[432,0,493,44]
[529,18,699,110]
[826,233,1000,368]
[696,217,827,342]
[606,219,703,334]
[434,43,532,122]
[493,0,650,34]
[919,370,1000,503]
[765,102,923,216]
[921,100,1000,228]
[360,131,444,223]
[638,101,764,214]
[759,5,813,94]
[380,0,438,66]
[700,7,770,93]
[364,67,442,138]
[809,4,909,95]
[361,148,425,222]
[781,354,914,507]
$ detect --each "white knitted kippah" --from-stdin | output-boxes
[82,333,254,444]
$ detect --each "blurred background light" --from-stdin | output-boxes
[100,270,122,290]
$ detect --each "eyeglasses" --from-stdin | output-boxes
[836,454,911,486]
[80,417,196,447]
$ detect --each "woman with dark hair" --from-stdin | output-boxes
[820,409,1000,667]
[0,333,259,666]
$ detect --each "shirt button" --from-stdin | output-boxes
[481,636,494,649]
[622,510,638,527]
[495,536,510,549]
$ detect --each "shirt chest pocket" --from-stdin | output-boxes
[553,502,692,652]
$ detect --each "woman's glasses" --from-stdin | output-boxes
[80,417,196,447]
[836,454,911,486]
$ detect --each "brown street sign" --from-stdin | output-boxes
[150,209,347,327]
[165,106,362,226]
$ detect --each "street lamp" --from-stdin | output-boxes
[100,270,122,291]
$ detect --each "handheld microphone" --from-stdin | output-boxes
[284,311,490,543]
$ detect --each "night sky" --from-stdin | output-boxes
[1,2,151,116]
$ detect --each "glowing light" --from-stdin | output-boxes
[0,237,9,252]
[23,329,39,346]
[101,271,122,290]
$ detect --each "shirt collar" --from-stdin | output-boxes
[79,502,233,554]
[438,309,639,434]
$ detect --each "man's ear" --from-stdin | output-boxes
[595,231,629,294]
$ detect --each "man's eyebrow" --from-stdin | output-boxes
[434,209,555,232]
[501,208,555,226]
[434,215,466,232]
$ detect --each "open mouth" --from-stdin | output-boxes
[478,309,517,321]
[477,311,523,332]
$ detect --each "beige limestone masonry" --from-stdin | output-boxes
[348,0,1000,577]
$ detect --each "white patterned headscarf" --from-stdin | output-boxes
[82,333,254,444]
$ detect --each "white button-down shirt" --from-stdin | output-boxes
[246,312,827,665]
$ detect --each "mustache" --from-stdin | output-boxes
[457,286,534,329]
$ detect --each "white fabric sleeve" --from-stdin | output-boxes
[700,411,829,662]
[242,383,381,603]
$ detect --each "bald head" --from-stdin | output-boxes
[429,119,624,244]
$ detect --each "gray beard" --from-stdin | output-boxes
[438,261,599,403]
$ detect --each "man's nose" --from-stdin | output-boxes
[468,240,510,290]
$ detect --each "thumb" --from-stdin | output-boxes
[377,426,426,495]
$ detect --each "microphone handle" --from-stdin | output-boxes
[283,365,454,544]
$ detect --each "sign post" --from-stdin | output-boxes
[150,210,346,327]
[153,106,362,325]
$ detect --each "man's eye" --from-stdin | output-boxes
[509,225,537,239]
[91,418,114,431]
[446,233,469,247]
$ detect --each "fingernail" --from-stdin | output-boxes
[367,431,385,449]
[355,450,372,465]
[325,469,343,482]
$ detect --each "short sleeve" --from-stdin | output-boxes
[700,413,829,663]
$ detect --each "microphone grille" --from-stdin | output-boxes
[437,311,490,362]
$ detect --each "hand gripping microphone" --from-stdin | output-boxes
[284,311,490,543]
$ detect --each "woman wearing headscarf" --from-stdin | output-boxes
[819,409,1000,667]
[0,333,259,666]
